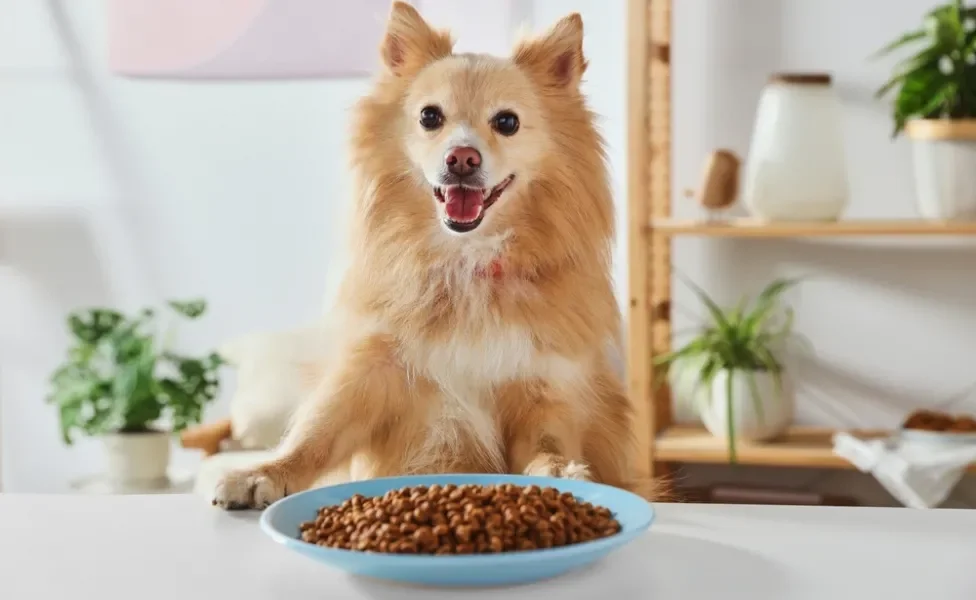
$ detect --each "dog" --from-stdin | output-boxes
[213,2,659,509]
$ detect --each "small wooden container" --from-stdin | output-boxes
[695,149,740,210]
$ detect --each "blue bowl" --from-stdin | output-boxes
[260,473,654,587]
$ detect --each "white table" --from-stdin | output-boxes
[69,470,195,495]
[2,494,974,599]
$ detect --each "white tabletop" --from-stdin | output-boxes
[2,494,974,599]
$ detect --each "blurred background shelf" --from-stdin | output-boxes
[649,218,976,238]
[656,425,976,472]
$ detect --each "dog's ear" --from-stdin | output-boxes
[380,2,453,76]
[513,13,587,89]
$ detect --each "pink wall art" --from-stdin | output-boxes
[107,0,395,79]
[107,0,531,80]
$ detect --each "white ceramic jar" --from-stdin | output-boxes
[743,73,850,221]
[905,119,976,220]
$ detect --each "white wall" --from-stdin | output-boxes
[0,0,365,491]
[3,0,974,505]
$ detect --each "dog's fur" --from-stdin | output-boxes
[213,2,660,509]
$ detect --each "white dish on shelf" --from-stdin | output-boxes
[897,428,976,447]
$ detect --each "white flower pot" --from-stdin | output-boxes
[102,431,171,485]
[701,369,794,442]
[743,73,849,221]
[667,355,710,421]
[906,120,976,220]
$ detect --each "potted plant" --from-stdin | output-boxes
[47,299,223,486]
[655,278,803,462]
[875,0,976,220]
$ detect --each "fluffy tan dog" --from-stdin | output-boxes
[214,2,657,509]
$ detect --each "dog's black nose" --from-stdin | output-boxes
[445,146,482,177]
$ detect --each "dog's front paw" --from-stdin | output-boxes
[523,455,592,481]
[560,460,592,481]
[212,468,286,510]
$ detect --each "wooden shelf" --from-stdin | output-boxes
[656,425,890,468]
[656,425,976,472]
[649,218,976,238]
[626,2,976,486]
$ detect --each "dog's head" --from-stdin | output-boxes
[352,2,610,271]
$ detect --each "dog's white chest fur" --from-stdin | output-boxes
[421,326,585,384]
[406,385,500,473]
[403,327,586,473]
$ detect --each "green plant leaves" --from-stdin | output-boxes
[894,69,957,133]
[114,346,162,432]
[46,299,222,443]
[48,364,99,444]
[926,11,960,48]
[675,271,733,336]
[168,299,207,319]
[874,2,976,136]
[871,30,927,59]
[725,369,737,463]
[741,278,798,335]
[67,309,123,344]
[657,276,801,463]
[162,352,223,432]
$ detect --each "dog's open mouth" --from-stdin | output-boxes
[434,175,515,233]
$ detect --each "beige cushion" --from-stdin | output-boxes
[219,325,332,451]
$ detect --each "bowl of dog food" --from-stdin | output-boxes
[899,409,976,447]
[259,473,654,587]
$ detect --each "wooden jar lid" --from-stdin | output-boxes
[904,119,976,140]
[768,72,832,86]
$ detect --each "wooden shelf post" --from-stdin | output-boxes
[627,0,673,480]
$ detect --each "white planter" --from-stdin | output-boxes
[743,73,849,221]
[906,120,976,220]
[102,431,171,485]
[701,369,794,442]
[668,355,710,422]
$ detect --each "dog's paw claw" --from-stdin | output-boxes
[523,456,592,481]
[212,470,286,511]
[561,461,591,481]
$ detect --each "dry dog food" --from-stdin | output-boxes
[298,483,621,554]
[903,409,976,433]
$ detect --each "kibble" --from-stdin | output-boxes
[903,409,976,433]
[298,483,622,555]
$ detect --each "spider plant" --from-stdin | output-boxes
[654,277,803,462]
[874,0,976,136]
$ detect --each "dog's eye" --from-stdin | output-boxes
[491,111,520,136]
[419,106,444,131]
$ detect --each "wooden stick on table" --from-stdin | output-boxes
[180,419,233,456]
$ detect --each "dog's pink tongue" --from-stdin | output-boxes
[444,187,485,222]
